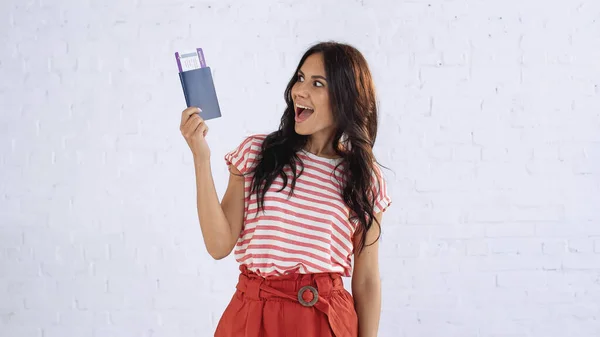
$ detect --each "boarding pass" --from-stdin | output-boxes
[175,48,206,72]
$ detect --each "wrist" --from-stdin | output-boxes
[193,155,211,167]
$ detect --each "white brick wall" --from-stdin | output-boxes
[1,0,599,336]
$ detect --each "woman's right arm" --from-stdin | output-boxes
[180,107,245,259]
[193,158,245,260]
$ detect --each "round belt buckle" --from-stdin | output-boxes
[298,285,319,307]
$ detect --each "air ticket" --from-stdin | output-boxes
[175,48,206,72]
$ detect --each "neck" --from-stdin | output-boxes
[304,131,338,158]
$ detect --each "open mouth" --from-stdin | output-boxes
[295,103,314,122]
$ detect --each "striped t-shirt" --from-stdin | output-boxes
[224,134,391,278]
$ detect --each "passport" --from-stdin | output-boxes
[175,48,221,120]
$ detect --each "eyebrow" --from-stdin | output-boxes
[298,70,327,82]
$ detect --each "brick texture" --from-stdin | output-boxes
[1,0,599,336]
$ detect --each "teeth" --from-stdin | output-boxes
[296,103,314,110]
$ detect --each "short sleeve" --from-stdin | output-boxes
[224,135,264,174]
[372,164,392,214]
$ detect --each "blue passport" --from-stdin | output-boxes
[178,67,222,120]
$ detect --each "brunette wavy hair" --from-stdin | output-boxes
[249,41,382,255]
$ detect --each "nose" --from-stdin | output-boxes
[293,81,309,99]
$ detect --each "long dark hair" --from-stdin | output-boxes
[249,41,381,255]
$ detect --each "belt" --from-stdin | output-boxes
[235,267,354,337]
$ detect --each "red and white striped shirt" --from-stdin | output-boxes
[224,134,391,277]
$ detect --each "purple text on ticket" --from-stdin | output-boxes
[175,52,183,73]
[196,48,206,68]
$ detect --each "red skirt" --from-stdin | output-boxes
[214,265,358,337]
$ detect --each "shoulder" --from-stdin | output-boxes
[237,133,268,149]
[369,162,385,186]
[229,134,268,155]
[224,134,267,174]
[370,162,392,214]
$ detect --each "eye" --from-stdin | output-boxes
[314,81,324,87]
[297,74,304,82]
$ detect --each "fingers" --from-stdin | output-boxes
[180,107,202,129]
[182,114,203,136]
[196,121,209,137]
[181,114,209,138]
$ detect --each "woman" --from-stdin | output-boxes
[179,41,391,337]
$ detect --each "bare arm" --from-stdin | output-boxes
[352,212,383,337]
[180,107,245,260]
[193,158,245,260]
